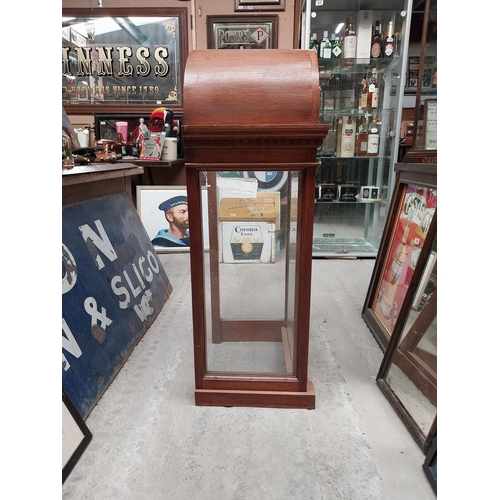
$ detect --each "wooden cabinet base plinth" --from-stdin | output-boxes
[195,380,315,409]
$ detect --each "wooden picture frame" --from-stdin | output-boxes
[207,15,278,49]
[137,186,209,253]
[62,390,92,483]
[422,436,437,494]
[362,163,437,350]
[234,0,285,11]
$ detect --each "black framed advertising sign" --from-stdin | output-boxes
[62,8,189,114]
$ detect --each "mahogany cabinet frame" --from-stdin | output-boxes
[183,49,329,409]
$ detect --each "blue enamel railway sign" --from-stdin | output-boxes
[62,193,171,418]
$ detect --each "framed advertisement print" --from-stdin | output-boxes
[207,15,278,49]
[63,390,92,483]
[424,99,437,150]
[62,8,189,114]
[137,186,209,253]
[362,162,437,350]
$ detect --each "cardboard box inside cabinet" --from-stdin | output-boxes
[220,221,276,263]
[356,10,373,63]
[257,192,281,230]
[219,197,277,222]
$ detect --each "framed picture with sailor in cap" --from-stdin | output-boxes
[137,186,209,252]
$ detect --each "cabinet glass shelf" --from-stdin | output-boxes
[318,58,399,74]
[320,108,395,116]
[318,156,391,160]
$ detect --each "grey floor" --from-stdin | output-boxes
[62,254,436,500]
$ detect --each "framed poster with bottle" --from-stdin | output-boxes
[362,162,437,350]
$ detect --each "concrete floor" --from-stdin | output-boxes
[62,254,436,500]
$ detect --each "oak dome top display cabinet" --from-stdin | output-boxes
[300,0,413,257]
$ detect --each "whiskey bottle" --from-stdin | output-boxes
[319,31,332,59]
[387,214,412,284]
[383,21,395,58]
[342,16,357,65]
[331,36,342,60]
[359,73,370,110]
[366,114,380,157]
[356,117,368,156]
[367,68,379,110]
[340,116,356,157]
[371,21,383,59]
[310,32,319,55]
[379,213,412,320]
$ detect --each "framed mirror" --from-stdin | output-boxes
[62,8,189,114]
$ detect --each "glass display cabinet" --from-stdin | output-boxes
[183,49,329,409]
[300,0,414,257]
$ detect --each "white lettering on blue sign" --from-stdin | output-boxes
[78,219,118,270]
[62,318,82,371]
[62,243,78,294]
[84,297,113,330]
[111,251,161,310]
[134,289,155,321]
[63,215,164,373]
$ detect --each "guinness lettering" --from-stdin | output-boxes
[62,45,170,78]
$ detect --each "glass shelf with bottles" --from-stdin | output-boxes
[310,13,402,70]
[319,111,395,160]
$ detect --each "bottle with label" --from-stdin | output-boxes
[342,16,357,65]
[383,21,395,58]
[366,114,379,157]
[356,117,368,156]
[359,73,370,110]
[371,21,383,59]
[331,36,342,60]
[387,211,412,284]
[339,116,356,157]
[126,132,137,156]
[319,31,332,59]
[310,32,319,56]
[367,68,379,109]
